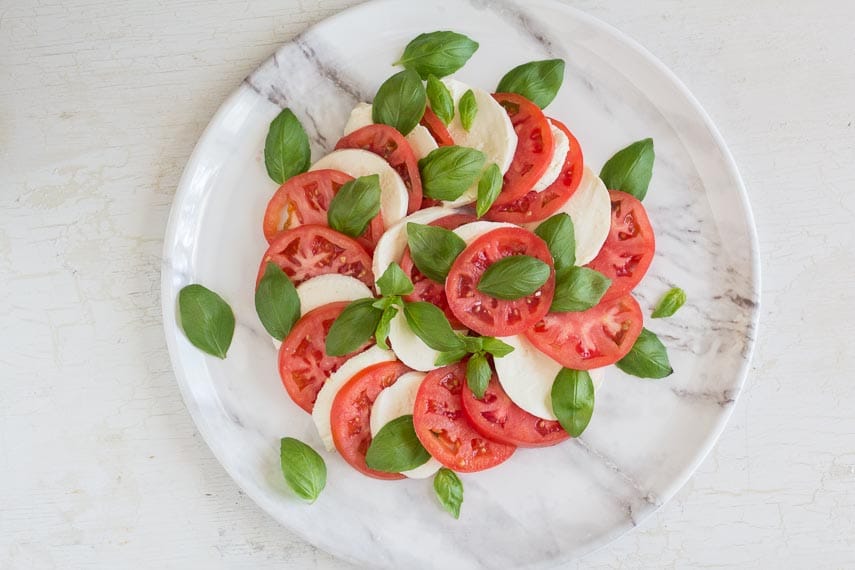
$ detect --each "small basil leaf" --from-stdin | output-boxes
[476,255,551,300]
[433,467,463,519]
[458,89,477,131]
[600,138,655,201]
[372,296,398,311]
[534,213,575,271]
[327,174,381,238]
[372,69,427,136]
[255,262,301,341]
[426,74,454,126]
[403,301,465,352]
[550,267,611,312]
[365,415,431,472]
[178,284,235,359]
[375,304,398,351]
[475,163,502,218]
[616,328,673,379]
[496,59,565,109]
[418,145,486,201]
[280,437,327,503]
[461,335,484,354]
[264,108,311,184]
[395,31,479,79]
[652,287,686,319]
[406,222,467,283]
[466,354,491,399]
[376,262,415,297]
[551,369,594,437]
[434,348,468,367]
[325,298,382,357]
[481,337,514,358]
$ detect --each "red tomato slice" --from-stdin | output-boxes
[526,294,643,370]
[335,124,423,214]
[445,227,555,337]
[420,107,454,146]
[257,224,374,289]
[486,119,584,223]
[461,371,568,447]
[492,93,554,203]
[329,361,411,480]
[585,190,656,302]
[278,301,372,413]
[413,362,516,472]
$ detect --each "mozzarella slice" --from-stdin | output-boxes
[369,371,441,479]
[388,309,442,372]
[295,274,372,316]
[312,346,397,451]
[343,102,438,160]
[310,149,408,229]
[452,220,517,245]
[531,121,570,192]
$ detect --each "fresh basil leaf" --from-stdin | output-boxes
[458,89,477,131]
[403,301,465,352]
[476,255,551,300]
[406,222,467,283]
[372,69,427,136]
[460,335,483,354]
[375,304,398,351]
[395,31,479,79]
[434,348,468,367]
[475,163,502,218]
[433,467,463,519]
[372,296,397,311]
[496,59,565,109]
[652,287,686,319]
[616,328,673,379]
[551,368,594,437]
[534,213,575,271]
[327,174,381,238]
[418,145,486,201]
[376,262,414,297]
[550,267,611,312]
[280,437,326,503]
[264,108,311,184]
[600,138,655,201]
[365,415,431,472]
[325,298,382,356]
[178,284,235,359]
[481,337,514,358]
[255,262,300,341]
[426,74,454,126]
[466,354,491,399]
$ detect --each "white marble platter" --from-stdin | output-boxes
[160,0,760,567]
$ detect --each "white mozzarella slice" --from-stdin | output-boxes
[310,149,408,229]
[531,122,570,192]
[369,371,441,479]
[295,274,372,316]
[343,102,438,160]
[388,310,442,372]
[312,346,397,451]
[452,220,517,245]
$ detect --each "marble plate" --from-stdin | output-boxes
[161,0,760,567]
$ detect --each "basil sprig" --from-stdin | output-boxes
[551,368,594,437]
[550,267,611,313]
[419,146,486,201]
[255,262,301,341]
[264,108,311,184]
[178,284,235,359]
[376,261,414,297]
[475,163,502,218]
[534,213,575,271]
[458,89,477,131]
[426,74,454,126]
[433,467,463,519]
[395,31,479,79]
[327,175,381,238]
[477,255,551,300]
[600,138,655,201]
[280,437,326,503]
[365,415,431,472]
[652,287,686,318]
[616,328,673,378]
[406,222,467,283]
[372,69,426,136]
[403,301,463,352]
[496,59,565,109]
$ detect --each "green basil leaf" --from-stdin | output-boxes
[372,296,398,311]
[476,255,551,300]
[433,467,463,519]
[434,348,468,367]
[178,284,235,359]
[600,138,655,201]
[496,59,565,109]
[395,31,479,79]
[264,108,311,184]
[475,163,502,218]
[426,74,454,126]
[481,337,514,358]
[406,222,467,283]
[550,267,611,312]
[327,174,381,238]
[616,328,673,379]
[403,301,465,352]
[466,354,491,399]
[418,145,486,201]
[460,335,483,354]
[376,262,415,297]
[280,437,326,503]
[458,88,477,131]
[652,287,686,319]
[255,262,301,341]
[365,415,431,472]
[534,213,575,271]
[375,304,398,351]
[551,369,594,437]
[372,69,427,136]
[325,298,382,357]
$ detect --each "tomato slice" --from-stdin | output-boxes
[419,107,454,146]
[257,224,374,289]
[461,371,568,447]
[445,227,555,337]
[585,190,656,302]
[278,301,372,413]
[335,124,423,214]
[413,362,516,472]
[526,294,643,370]
[329,361,411,480]
[492,93,554,203]
[486,119,583,223]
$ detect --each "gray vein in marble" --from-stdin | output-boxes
[671,387,736,407]
[470,0,558,57]
[294,37,369,103]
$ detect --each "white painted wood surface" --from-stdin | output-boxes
[1,0,853,567]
